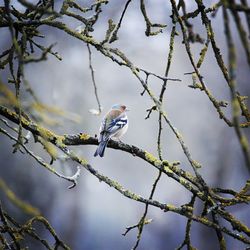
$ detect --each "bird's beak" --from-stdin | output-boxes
[125,107,130,111]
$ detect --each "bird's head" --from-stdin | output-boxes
[111,104,130,112]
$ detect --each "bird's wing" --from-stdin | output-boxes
[106,113,128,134]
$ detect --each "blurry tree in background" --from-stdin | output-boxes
[0,0,250,249]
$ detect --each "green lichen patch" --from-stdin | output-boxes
[79,133,90,140]
[145,151,162,167]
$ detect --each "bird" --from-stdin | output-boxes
[94,104,129,157]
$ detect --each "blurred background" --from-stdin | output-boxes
[0,0,250,249]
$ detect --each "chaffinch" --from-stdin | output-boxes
[94,104,129,157]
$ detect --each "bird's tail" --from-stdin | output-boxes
[94,140,109,157]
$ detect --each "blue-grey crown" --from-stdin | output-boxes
[111,104,122,110]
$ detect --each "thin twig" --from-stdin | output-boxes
[176,195,196,250]
[109,0,132,43]
[87,43,102,114]
[138,67,181,82]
